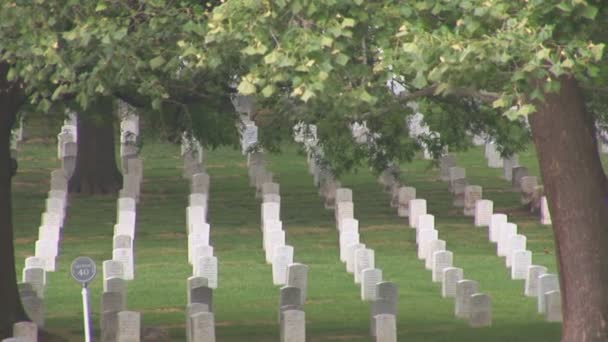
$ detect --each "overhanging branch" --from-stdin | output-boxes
[397,83,500,104]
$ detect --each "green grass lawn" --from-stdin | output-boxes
[12,126,575,341]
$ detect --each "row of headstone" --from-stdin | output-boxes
[181,133,205,180]
[20,124,79,328]
[246,150,309,342]
[443,153,552,226]
[301,136,398,341]
[185,164,216,342]
[407,198,492,327]
[101,148,142,341]
[484,214,562,322]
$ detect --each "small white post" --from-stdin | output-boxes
[81,285,91,342]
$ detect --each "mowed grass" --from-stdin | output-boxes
[12,125,577,341]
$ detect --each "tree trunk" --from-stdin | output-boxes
[529,75,608,342]
[0,63,29,338]
[68,99,122,194]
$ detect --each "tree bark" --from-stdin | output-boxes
[68,99,123,194]
[529,75,608,342]
[0,63,29,338]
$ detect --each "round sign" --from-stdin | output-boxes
[71,256,97,285]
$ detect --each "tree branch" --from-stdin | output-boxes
[397,83,500,104]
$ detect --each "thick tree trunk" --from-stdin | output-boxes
[0,63,28,338]
[529,75,608,342]
[68,99,122,194]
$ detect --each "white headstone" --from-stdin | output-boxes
[455,280,479,319]
[354,249,375,284]
[272,245,294,286]
[417,230,438,259]
[265,230,286,263]
[374,313,397,342]
[286,263,308,304]
[496,222,517,257]
[281,310,305,342]
[425,240,446,269]
[488,214,507,243]
[474,200,493,227]
[469,293,492,327]
[545,290,562,322]
[463,186,482,216]
[339,232,360,262]
[525,265,548,297]
[117,311,140,342]
[34,240,57,272]
[397,187,416,217]
[506,234,527,267]
[511,250,532,280]
[408,199,427,228]
[187,206,207,234]
[537,274,559,313]
[346,243,366,274]
[112,248,134,280]
[103,260,125,282]
[195,256,218,289]
[432,250,453,283]
[442,267,463,298]
[190,311,216,342]
[361,268,383,301]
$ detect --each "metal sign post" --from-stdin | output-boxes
[71,256,97,342]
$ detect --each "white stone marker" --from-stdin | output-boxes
[455,280,479,319]
[114,224,135,239]
[506,234,527,267]
[432,250,453,282]
[545,290,563,322]
[113,248,134,280]
[287,263,308,304]
[261,202,280,229]
[408,199,427,228]
[488,214,507,243]
[196,256,218,289]
[397,187,416,217]
[189,193,208,207]
[474,200,493,227]
[117,197,136,214]
[265,230,286,263]
[497,222,517,257]
[339,231,360,262]
[346,243,366,273]
[361,268,383,301]
[190,311,215,342]
[25,257,46,270]
[335,188,353,203]
[117,311,140,342]
[12,321,37,342]
[192,245,214,273]
[338,218,359,234]
[374,314,397,342]
[34,240,57,272]
[41,212,62,228]
[354,249,375,284]
[188,233,209,265]
[442,267,463,298]
[272,245,294,286]
[503,155,519,181]
[335,202,354,228]
[187,206,207,234]
[511,250,532,280]
[463,186,482,216]
[469,293,492,327]
[425,240,446,269]
[540,196,552,225]
[281,310,305,342]
[416,214,435,234]
[537,274,559,313]
[113,235,132,250]
[525,265,548,297]
[417,230,438,258]
[117,211,136,230]
[103,260,125,283]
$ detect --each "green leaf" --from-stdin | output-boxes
[580,5,598,20]
[261,85,275,97]
[149,56,166,70]
[237,79,256,95]
[341,18,355,28]
[335,53,349,66]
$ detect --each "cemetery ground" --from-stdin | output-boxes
[13,126,588,341]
